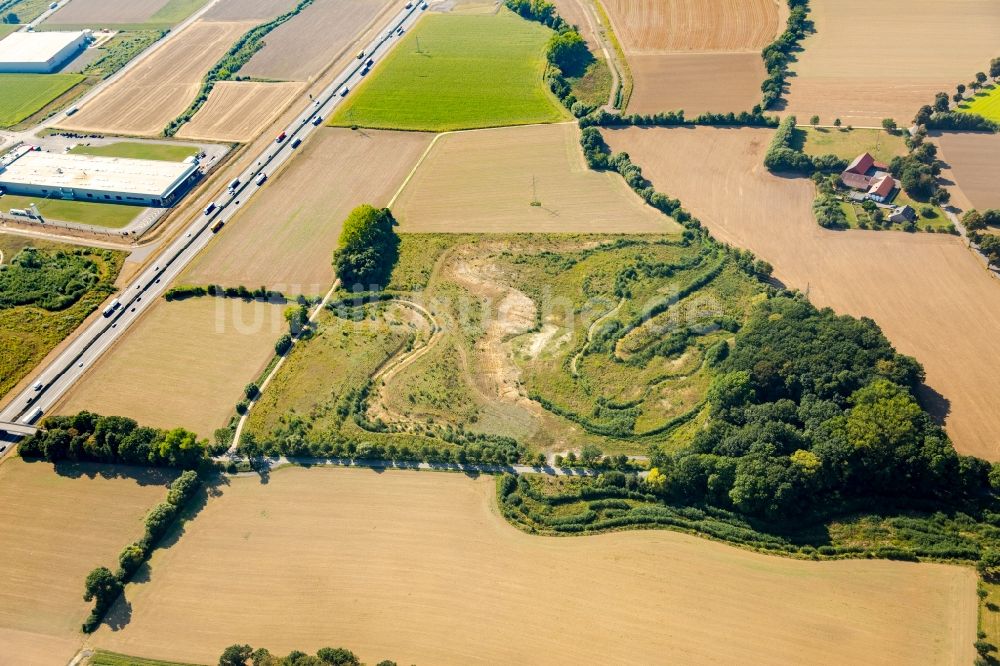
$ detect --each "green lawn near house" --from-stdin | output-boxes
[798,127,907,164]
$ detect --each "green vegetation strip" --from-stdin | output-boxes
[164,0,315,136]
[329,11,569,132]
[960,83,1000,123]
[0,194,141,229]
[88,649,204,666]
[0,73,84,128]
[70,141,198,162]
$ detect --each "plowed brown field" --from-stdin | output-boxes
[57,297,285,437]
[604,126,1000,460]
[933,131,1000,211]
[783,0,1000,127]
[0,457,173,666]
[239,0,394,82]
[627,52,767,115]
[181,128,432,294]
[393,123,675,233]
[176,81,304,142]
[203,0,295,21]
[56,21,253,137]
[603,0,782,53]
[92,467,976,665]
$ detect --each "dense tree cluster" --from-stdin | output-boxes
[887,133,950,205]
[579,108,777,129]
[83,470,201,631]
[20,412,208,469]
[164,284,287,302]
[0,248,103,311]
[219,643,394,666]
[333,205,400,290]
[644,296,990,521]
[760,0,810,109]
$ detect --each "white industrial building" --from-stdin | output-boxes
[0,31,89,73]
[0,150,200,207]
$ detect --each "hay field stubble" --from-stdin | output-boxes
[181,128,432,293]
[0,458,174,666]
[393,122,676,233]
[56,297,286,437]
[55,21,254,136]
[176,81,305,142]
[932,131,1000,211]
[782,0,1000,126]
[91,467,976,665]
[603,125,1000,460]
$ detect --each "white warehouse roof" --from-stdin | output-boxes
[0,151,198,199]
[0,31,86,70]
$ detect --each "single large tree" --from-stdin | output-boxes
[333,204,400,290]
[546,30,590,77]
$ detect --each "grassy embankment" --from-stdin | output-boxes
[69,141,199,161]
[329,10,570,131]
[0,234,123,398]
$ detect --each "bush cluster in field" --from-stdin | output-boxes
[0,247,101,310]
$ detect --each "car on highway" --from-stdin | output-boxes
[32,381,43,391]
[102,299,121,317]
[204,202,217,216]
[276,132,287,143]
[291,138,302,149]
[421,2,428,8]
[341,87,350,97]
[405,2,412,7]
[312,116,323,126]
[256,173,268,186]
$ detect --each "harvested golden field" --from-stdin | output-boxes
[44,0,172,25]
[933,131,1000,211]
[240,0,394,82]
[394,123,675,233]
[203,0,295,21]
[57,297,285,437]
[627,52,767,115]
[182,128,431,294]
[56,21,254,137]
[783,0,1000,127]
[92,467,975,665]
[602,0,782,53]
[604,125,1000,460]
[176,81,304,142]
[0,457,173,666]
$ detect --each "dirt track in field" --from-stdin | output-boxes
[91,467,976,665]
[782,0,1000,126]
[394,123,676,233]
[182,128,431,294]
[176,81,304,142]
[44,0,171,24]
[627,52,767,115]
[603,0,782,53]
[0,458,173,666]
[56,21,253,137]
[604,125,1000,461]
[240,0,394,82]
[56,298,285,438]
[932,131,1000,211]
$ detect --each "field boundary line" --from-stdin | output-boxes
[387,120,579,208]
[228,278,341,453]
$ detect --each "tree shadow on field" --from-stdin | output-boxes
[102,597,132,632]
[49,460,176,487]
[916,383,951,427]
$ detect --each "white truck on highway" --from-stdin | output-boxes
[102,299,121,317]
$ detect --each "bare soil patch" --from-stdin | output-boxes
[604,125,1000,460]
[783,0,1000,127]
[0,457,173,666]
[56,21,254,137]
[182,128,431,294]
[394,123,675,233]
[202,0,296,20]
[602,0,781,53]
[176,80,304,142]
[628,52,767,115]
[239,0,394,82]
[56,297,285,437]
[44,0,172,25]
[932,131,1000,211]
[92,467,976,665]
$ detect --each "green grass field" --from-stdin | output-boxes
[0,23,19,39]
[0,73,84,127]
[329,10,569,131]
[958,84,1000,122]
[0,194,141,228]
[69,141,198,162]
[3,0,52,24]
[798,127,907,163]
[39,0,208,31]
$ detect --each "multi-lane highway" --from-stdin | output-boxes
[0,2,428,439]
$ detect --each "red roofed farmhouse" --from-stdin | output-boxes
[840,152,896,202]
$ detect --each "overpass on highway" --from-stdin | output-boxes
[0,421,38,437]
